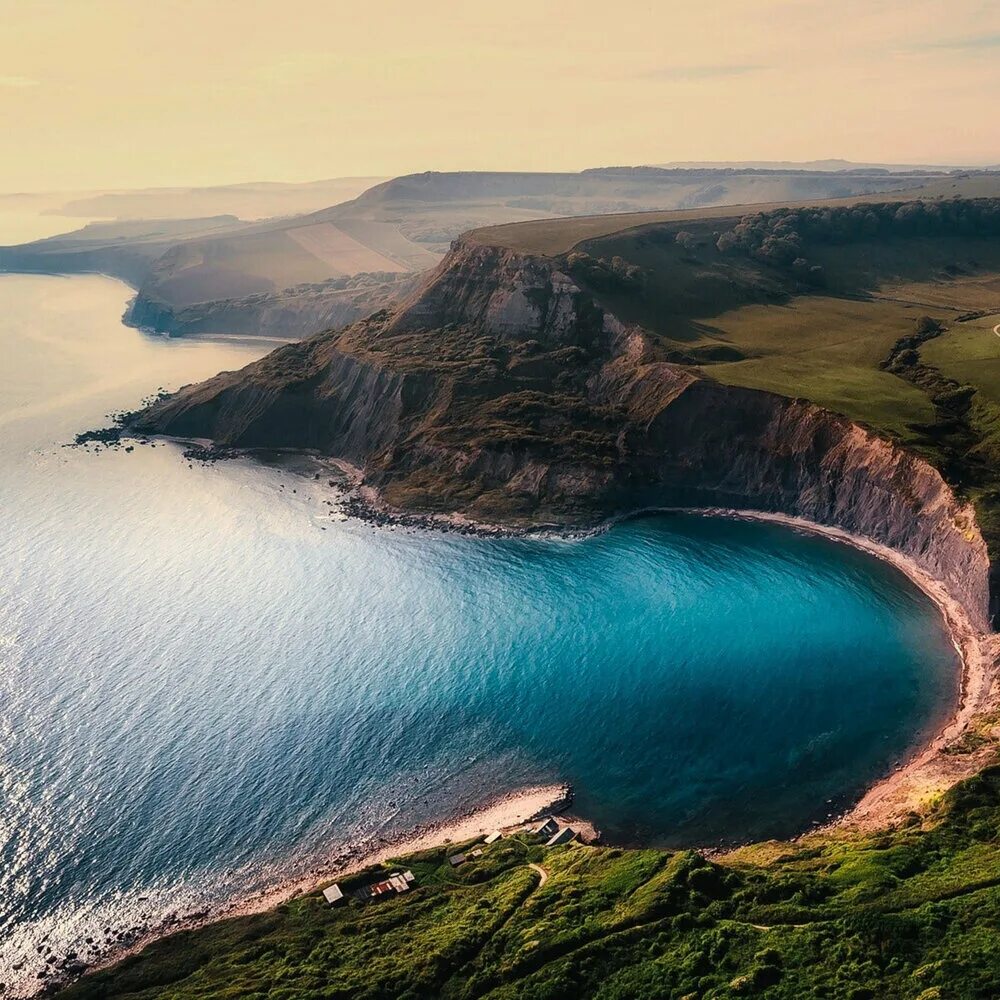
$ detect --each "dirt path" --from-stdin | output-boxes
[528,862,548,887]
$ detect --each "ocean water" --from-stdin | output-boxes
[0,274,958,983]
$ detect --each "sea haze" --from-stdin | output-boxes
[0,274,958,981]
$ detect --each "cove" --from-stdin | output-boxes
[0,274,958,971]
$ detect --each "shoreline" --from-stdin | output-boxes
[150,439,1000,830]
[78,783,593,985]
[48,437,997,994]
[694,507,997,833]
[312,468,997,831]
[69,431,1000,828]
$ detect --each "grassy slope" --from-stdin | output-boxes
[64,766,1000,1000]
[470,181,1000,476]
[922,318,1000,414]
[568,228,1000,442]
[690,297,937,438]
[475,176,1000,256]
[699,244,1000,446]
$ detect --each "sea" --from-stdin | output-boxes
[0,271,958,989]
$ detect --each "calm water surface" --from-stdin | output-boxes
[0,274,958,982]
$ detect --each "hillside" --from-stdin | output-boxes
[0,167,941,339]
[472,174,1000,256]
[38,176,389,221]
[61,767,1000,999]
[128,193,1000,618]
[0,216,252,289]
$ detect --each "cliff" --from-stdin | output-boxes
[131,234,994,629]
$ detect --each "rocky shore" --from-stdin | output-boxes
[35,784,584,997]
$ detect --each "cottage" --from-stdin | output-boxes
[359,870,417,901]
[536,816,559,839]
[322,883,345,906]
[484,830,502,845]
[448,852,467,867]
[545,827,576,847]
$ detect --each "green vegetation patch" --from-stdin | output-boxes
[921,319,1000,410]
[63,765,1000,999]
[693,297,939,439]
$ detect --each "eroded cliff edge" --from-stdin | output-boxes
[131,236,994,631]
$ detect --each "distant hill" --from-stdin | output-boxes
[33,176,390,222]
[653,158,978,173]
[0,167,958,339]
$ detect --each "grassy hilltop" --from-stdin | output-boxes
[0,167,942,339]
[64,768,1000,1000]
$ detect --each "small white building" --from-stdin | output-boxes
[484,830,502,844]
[323,883,345,906]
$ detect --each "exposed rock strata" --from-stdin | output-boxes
[132,236,994,630]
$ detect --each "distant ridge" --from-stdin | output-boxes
[652,158,983,174]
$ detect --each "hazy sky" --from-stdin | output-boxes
[2,0,999,192]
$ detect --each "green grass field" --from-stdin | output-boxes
[922,318,1000,405]
[63,766,1000,999]
[696,296,938,439]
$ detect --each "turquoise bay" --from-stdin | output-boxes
[0,275,957,971]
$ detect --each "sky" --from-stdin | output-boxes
[1,0,999,192]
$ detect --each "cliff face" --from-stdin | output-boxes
[387,241,614,347]
[608,365,991,628]
[132,236,994,630]
[135,333,437,462]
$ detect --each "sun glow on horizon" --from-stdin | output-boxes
[1,0,998,191]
